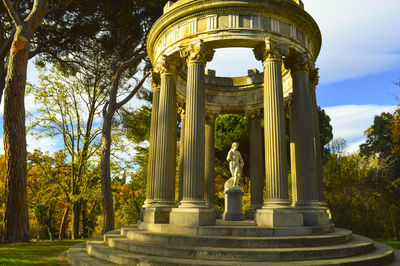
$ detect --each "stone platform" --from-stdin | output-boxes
[66,220,395,265]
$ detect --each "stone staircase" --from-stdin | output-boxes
[66,221,396,265]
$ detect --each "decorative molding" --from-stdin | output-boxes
[229,14,239,28]
[206,15,218,31]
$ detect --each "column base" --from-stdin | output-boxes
[255,208,303,227]
[170,207,216,227]
[294,201,330,226]
[142,206,173,224]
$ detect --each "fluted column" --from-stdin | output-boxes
[262,41,290,207]
[178,106,186,202]
[253,38,303,227]
[152,55,180,207]
[309,68,326,205]
[245,110,263,219]
[170,40,216,227]
[179,41,214,207]
[205,112,217,207]
[143,71,160,207]
[288,53,319,206]
[288,53,329,226]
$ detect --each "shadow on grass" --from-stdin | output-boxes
[0,240,86,265]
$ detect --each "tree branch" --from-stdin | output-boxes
[116,70,151,110]
[0,29,14,61]
[2,0,23,27]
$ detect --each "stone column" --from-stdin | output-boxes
[245,110,263,220]
[178,106,186,203]
[170,40,216,227]
[254,38,303,227]
[309,68,326,205]
[288,53,329,226]
[142,55,181,225]
[205,112,217,208]
[143,71,160,208]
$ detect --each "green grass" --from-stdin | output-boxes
[0,240,85,265]
[375,240,400,250]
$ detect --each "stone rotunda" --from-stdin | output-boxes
[67,0,397,265]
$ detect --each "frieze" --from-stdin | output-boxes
[149,4,319,63]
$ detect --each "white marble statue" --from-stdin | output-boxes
[224,142,244,191]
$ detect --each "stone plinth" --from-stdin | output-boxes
[169,208,216,227]
[255,208,303,227]
[142,207,172,224]
[223,187,245,221]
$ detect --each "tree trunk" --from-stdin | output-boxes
[2,31,30,243]
[100,113,115,233]
[72,201,81,240]
[81,200,88,238]
[58,206,69,240]
[45,221,53,241]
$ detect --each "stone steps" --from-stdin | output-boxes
[120,227,353,248]
[83,239,394,266]
[66,224,396,265]
[98,234,374,262]
[138,220,335,236]
[66,241,117,266]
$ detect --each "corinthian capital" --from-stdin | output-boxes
[309,67,320,87]
[180,40,215,65]
[253,37,289,62]
[284,52,310,72]
[245,109,262,120]
[155,54,183,75]
[205,111,218,124]
[150,69,161,89]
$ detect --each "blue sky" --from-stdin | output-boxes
[1,0,400,154]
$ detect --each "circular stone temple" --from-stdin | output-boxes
[67,1,397,264]
[144,0,327,228]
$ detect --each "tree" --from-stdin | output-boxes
[28,66,105,239]
[90,0,166,233]
[360,112,394,158]
[1,0,101,242]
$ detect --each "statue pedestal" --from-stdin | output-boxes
[223,187,245,221]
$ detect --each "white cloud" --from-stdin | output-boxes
[26,133,59,154]
[303,0,400,84]
[208,1,400,84]
[324,104,396,153]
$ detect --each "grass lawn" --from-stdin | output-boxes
[375,240,400,250]
[0,240,86,265]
